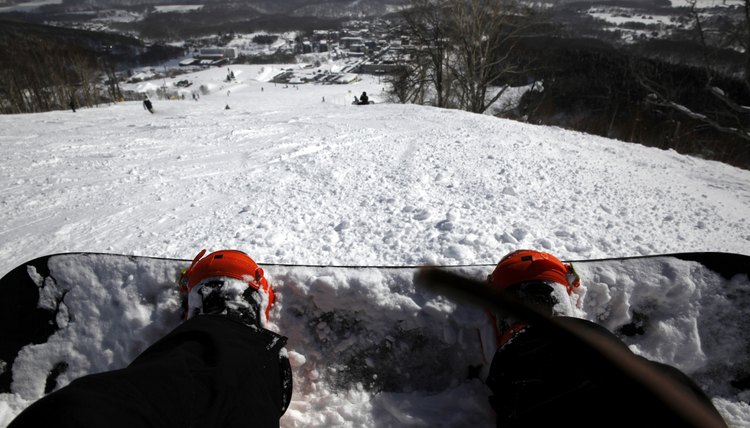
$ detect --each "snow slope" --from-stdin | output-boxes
[0,64,749,426]
[1,65,748,272]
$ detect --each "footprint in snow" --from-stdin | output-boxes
[413,210,430,221]
[436,220,454,231]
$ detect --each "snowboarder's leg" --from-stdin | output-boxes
[486,317,723,427]
[9,315,291,428]
[11,250,290,428]
[482,250,724,427]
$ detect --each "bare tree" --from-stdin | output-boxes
[447,0,540,114]
[637,0,750,142]
[392,0,542,114]
[0,34,105,114]
[382,47,429,104]
[400,0,453,108]
[101,55,124,103]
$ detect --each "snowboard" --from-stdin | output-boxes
[0,252,748,424]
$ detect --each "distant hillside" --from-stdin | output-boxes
[0,19,182,66]
[0,1,405,38]
[54,0,408,17]
[0,19,183,113]
[0,18,135,50]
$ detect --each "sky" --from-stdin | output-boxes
[0,63,749,426]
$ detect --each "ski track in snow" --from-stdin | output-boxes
[0,64,750,427]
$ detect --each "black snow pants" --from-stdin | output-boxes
[486,317,724,427]
[9,315,292,428]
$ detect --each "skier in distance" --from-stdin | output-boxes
[142,96,153,114]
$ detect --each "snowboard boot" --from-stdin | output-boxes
[489,281,559,348]
[487,250,580,348]
[186,278,266,328]
[506,280,558,316]
[489,279,584,350]
[179,249,275,327]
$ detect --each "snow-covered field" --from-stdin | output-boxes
[1,64,749,426]
[152,4,203,13]
[670,0,744,7]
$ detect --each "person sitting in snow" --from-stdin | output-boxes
[483,249,726,427]
[356,91,369,105]
[8,250,291,428]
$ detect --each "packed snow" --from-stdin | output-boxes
[0,64,749,427]
[1,253,748,427]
